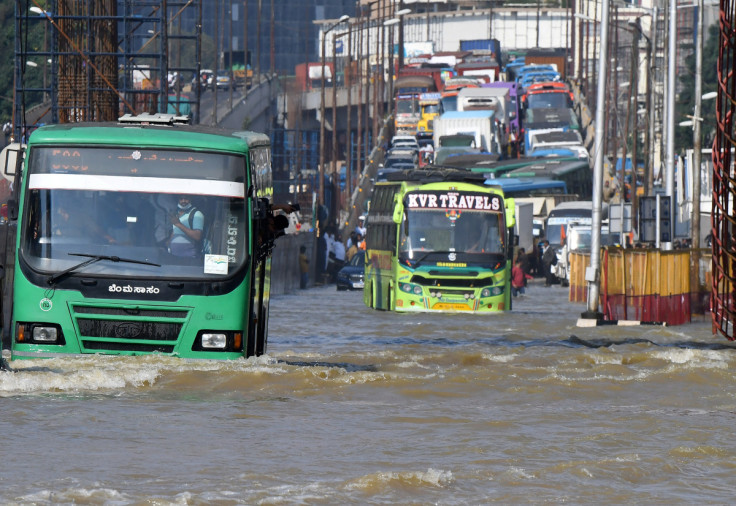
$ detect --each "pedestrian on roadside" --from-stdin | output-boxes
[346,235,360,262]
[511,259,526,297]
[329,232,346,282]
[355,216,367,237]
[541,240,557,287]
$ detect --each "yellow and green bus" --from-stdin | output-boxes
[364,170,516,312]
[3,114,285,360]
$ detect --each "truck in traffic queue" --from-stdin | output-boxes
[454,61,500,84]
[456,87,510,154]
[394,73,439,135]
[483,82,522,156]
[295,62,334,91]
[433,110,505,157]
[459,38,503,68]
[523,48,568,79]
[416,92,442,144]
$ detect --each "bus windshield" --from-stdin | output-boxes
[21,147,248,280]
[399,192,505,261]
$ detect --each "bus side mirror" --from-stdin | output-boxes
[392,195,403,224]
[504,197,516,229]
[392,204,403,224]
[0,143,25,183]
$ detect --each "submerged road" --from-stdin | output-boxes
[1,280,734,503]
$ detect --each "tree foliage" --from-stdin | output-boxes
[675,23,719,151]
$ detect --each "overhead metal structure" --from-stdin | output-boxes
[14,0,202,138]
[712,0,735,339]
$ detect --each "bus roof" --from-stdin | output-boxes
[484,177,567,192]
[503,158,590,177]
[26,121,270,152]
[380,167,490,186]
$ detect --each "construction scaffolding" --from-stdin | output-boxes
[712,0,735,339]
[14,0,202,137]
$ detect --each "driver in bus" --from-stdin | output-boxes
[53,203,116,244]
[168,195,204,257]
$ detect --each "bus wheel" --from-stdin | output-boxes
[256,306,269,356]
[246,310,257,357]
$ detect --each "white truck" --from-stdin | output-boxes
[456,87,511,150]
[432,110,504,156]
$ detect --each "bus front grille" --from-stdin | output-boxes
[81,341,175,353]
[71,303,188,354]
[77,319,182,340]
[411,275,486,288]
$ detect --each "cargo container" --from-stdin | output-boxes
[459,39,503,67]
[433,110,504,156]
[523,48,568,79]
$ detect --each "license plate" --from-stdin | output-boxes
[432,302,471,311]
[352,281,364,289]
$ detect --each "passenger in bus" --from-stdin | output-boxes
[169,195,204,257]
[54,204,116,244]
[103,193,155,246]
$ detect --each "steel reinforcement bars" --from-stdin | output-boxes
[712,0,736,339]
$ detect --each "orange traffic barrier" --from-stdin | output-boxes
[569,247,711,325]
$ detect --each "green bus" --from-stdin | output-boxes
[364,169,516,312]
[3,114,286,360]
[503,158,592,199]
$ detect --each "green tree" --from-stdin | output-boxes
[675,23,719,151]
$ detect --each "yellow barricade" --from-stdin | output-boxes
[569,248,711,325]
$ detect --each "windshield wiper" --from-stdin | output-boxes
[47,253,161,285]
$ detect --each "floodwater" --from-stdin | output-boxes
[1,279,735,504]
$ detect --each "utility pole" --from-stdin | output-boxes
[692,0,704,249]
[244,0,249,90]
[646,8,658,196]
[583,0,612,321]
[663,0,677,250]
[691,0,704,313]
[229,0,233,110]
[212,0,220,126]
[256,0,261,78]
[270,0,275,75]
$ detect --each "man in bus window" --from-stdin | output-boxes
[54,203,115,244]
[169,195,204,257]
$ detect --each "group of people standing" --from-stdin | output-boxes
[324,216,366,280]
[511,239,560,296]
[300,216,368,289]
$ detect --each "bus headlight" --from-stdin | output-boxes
[16,323,65,345]
[32,326,58,342]
[200,333,227,349]
[481,287,504,298]
[399,282,423,295]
